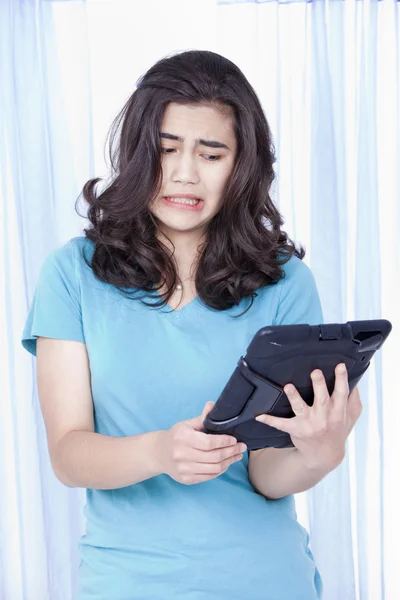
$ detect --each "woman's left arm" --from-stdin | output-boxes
[248,363,363,499]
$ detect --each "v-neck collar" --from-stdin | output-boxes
[153,290,204,324]
[165,295,199,314]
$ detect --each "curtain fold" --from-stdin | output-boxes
[307,2,355,599]
[0,1,92,598]
[354,5,385,599]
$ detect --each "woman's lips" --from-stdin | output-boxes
[162,197,204,211]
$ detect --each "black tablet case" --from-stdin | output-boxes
[203,320,392,450]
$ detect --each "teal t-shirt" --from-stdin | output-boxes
[22,236,324,600]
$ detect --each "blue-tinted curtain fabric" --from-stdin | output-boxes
[0,1,92,598]
[1,0,399,598]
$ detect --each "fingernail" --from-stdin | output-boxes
[255,416,265,423]
[338,364,347,373]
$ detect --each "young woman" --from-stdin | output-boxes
[22,50,362,600]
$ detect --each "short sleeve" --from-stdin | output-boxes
[273,256,324,326]
[21,239,85,357]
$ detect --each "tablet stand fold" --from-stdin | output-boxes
[206,357,285,432]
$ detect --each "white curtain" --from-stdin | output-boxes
[1,0,399,598]
[1,1,92,599]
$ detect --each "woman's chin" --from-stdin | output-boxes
[155,216,209,237]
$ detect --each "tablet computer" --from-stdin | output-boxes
[202,319,392,450]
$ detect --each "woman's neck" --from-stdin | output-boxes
[154,228,205,307]
[156,228,206,280]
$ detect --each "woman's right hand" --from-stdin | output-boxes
[159,402,247,485]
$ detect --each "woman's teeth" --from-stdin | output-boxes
[166,197,200,205]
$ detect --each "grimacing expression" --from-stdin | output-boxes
[149,102,237,236]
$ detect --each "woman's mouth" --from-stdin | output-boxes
[162,196,204,211]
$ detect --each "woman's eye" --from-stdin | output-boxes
[203,154,221,161]
[161,148,221,161]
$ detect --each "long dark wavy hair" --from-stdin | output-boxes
[77,50,304,313]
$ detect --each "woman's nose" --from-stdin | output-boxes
[171,153,199,185]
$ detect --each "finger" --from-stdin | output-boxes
[194,453,244,473]
[283,384,309,417]
[191,431,238,452]
[255,413,294,434]
[202,401,215,417]
[346,386,362,429]
[190,401,215,431]
[183,474,218,485]
[194,442,247,464]
[310,369,331,413]
[331,363,350,415]
[183,464,241,485]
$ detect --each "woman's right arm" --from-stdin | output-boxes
[36,337,244,490]
[36,337,165,489]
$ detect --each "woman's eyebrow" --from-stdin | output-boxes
[160,132,229,150]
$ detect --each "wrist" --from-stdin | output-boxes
[147,429,168,477]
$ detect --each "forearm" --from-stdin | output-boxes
[248,447,343,500]
[53,430,165,490]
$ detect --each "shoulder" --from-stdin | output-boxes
[271,255,323,325]
[34,237,98,300]
[276,255,317,291]
[21,238,91,356]
[254,255,315,304]
[40,236,94,276]
[47,235,94,261]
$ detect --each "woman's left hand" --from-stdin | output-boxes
[255,363,363,471]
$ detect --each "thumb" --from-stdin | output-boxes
[190,401,215,431]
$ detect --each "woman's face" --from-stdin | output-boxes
[150,102,237,237]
